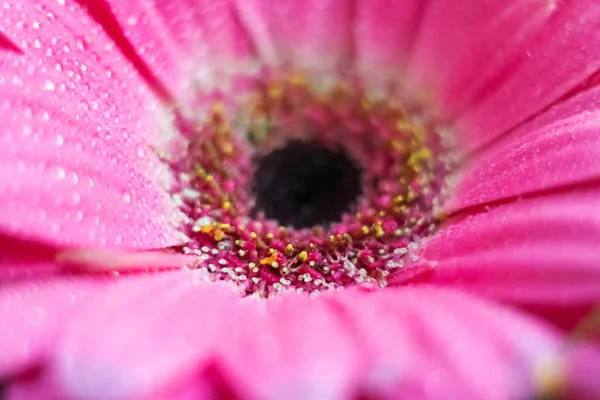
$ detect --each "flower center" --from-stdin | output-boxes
[251,140,362,229]
[168,72,451,297]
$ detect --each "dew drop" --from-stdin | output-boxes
[51,166,66,181]
[43,80,56,91]
[127,15,139,25]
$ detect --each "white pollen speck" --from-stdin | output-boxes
[182,188,201,200]
[196,216,212,226]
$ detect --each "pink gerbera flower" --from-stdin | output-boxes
[1,0,600,398]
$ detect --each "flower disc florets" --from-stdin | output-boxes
[168,71,451,297]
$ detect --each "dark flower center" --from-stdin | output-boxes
[252,140,362,229]
[168,72,451,297]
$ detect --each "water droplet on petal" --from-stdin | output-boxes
[127,14,139,25]
[51,166,66,181]
[43,80,55,91]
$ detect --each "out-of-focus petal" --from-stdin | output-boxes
[214,289,363,400]
[76,0,255,103]
[0,1,182,249]
[394,187,600,324]
[564,343,600,400]
[448,0,600,150]
[23,269,580,400]
[0,275,105,377]
[444,85,600,213]
[53,271,240,400]
[235,0,353,70]
[329,286,565,400]
[354,0,424,79]
[408,0,555,121]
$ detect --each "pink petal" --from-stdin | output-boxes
[0,275,107,377]
[53,271,241,400]
[235,0,353,70]
[395,187,600,317]
[354,0,424,79]
[407,0,555,121]
[565,343,600,400]
[329,286,562,399]
[23,270,583,399]
[0,1,182,249]
[80,0,255,103]
[449,0,600,150]
[444,85,600,213]
[214,289,362,400]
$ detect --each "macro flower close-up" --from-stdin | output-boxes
[2,0,600,398]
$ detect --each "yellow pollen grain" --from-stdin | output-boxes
[391,140,408,153]
[362,225,370,235]
[289,72,306,86]
[343,233,353,244]
[222,201,232,210]
[268,83,284,100]
[299,251,308,262]
[395,120,413,132]
[219,141,233,155]
[260,249,278,265]
[212,102,225,116]
[250,232,257,239]
[213,229,225,241]
[329,235,335,243]
[266,233,274,240]
[286,243,294,252]
[374,224,384,238]
[201,224,215,234]
[360,97,372,110]
[408,147,432,167]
